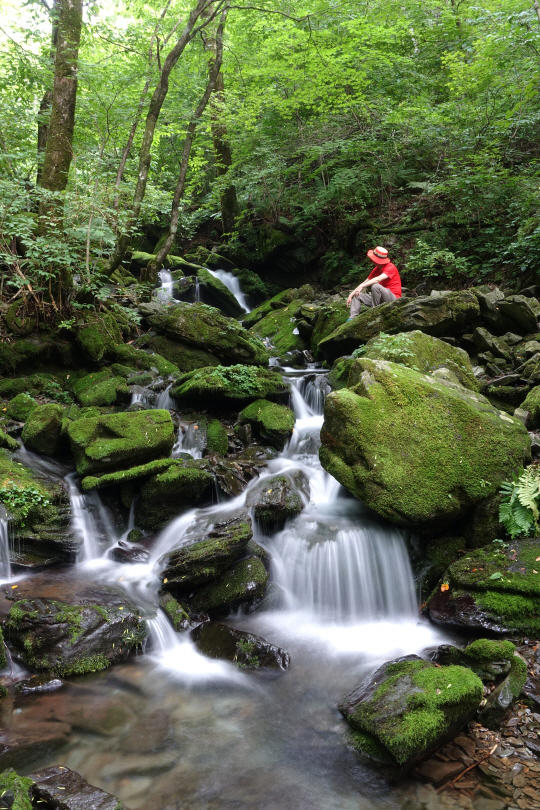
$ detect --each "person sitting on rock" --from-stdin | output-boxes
[346,246,402,319]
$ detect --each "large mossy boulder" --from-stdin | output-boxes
[171,365,290,406]
[138,301,268,366]
[425,538,540,637]
[67,409,175,476]
[159,511,252,593]
[338,655,483,769]
[71,370,129,408]
[249,299,307,355]
[310,301,349,354]
[6,393,37,422]
[320,358,530,529]
[137,460,214,530]
[242,289,298,329]
[239,399,295,449]
[521,385,540,428]
[190,557,269,616]
[112,343,179,377]
[0,450,79,564]
[132,333,219,372]
[4,593,146,676]
[76,313,123,363]
[197,267,244,318]
[191,622,290,671]
[21,404,66,457]
[319,291,481,363]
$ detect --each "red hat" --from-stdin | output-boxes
[367,246,390,265]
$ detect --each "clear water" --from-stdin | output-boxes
[2,373,448,809]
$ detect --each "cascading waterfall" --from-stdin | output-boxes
[155,384,174,410]
[0,517,11,581]
[205,267,251,313]
[67,473,117,563]
[156,270,174,302]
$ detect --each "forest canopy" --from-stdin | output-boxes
[0,0,539,316]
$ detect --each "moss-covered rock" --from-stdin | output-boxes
[339,655,483,769]
[197,267,245,319]
[319,291,481,363]
[206,420,228,455]
[4,594,146,676]
[112,343,179,376]
[138,301,268,366]
[426,537,540,636]
[0,768,33,810]
[159,592,190,631]
[71,370,130,408]
[67,409,175,476]
[132,333,219,372]
[239,399,295,450]
[191,622,290,670]
[0,335,60,376]
[81,457,177,491]
[0,626,7,670]
[0,429,19,452]
[76,313,123,363]
[171,366,290,406]
[320,358,530,529]
[138,461,214,530]
[245,473,307,527]
[522,385,540,428]
[190,557,269,616]
[6,393,37,422]
[242,288,298,329]
[21,403,66,457]
[159,511,252,593]
[249,299,307,355]
[310,301,349,354]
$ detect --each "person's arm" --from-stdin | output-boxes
[347,272,389,305]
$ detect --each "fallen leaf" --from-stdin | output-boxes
[11,585,17,589]
[441,583,449,592]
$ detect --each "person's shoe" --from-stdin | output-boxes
[346,317,353,321]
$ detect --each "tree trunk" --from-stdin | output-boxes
[534,0,540,26]
[37,0,59,185]
[107,0,224,275]
[144,5,228,286]
[38,0,82,223]
[206,33,238,233]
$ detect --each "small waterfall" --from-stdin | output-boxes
[172,421,205,459]
[205,268,251,313]
[0,518,11,581]
[156,270,174,302]
[130,392,144,406]
[156,384,174,410]
[67,473,116,562]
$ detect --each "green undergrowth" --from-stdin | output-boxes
[206,419,228,455]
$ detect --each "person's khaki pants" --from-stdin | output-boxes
[349,283,397,318]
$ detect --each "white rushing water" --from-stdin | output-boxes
[0,517,11,581]
[205,267,251,313]
[156,270,174,302]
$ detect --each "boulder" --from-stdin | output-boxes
[159,511,252,593]
[132,333,219,372]
[249,299,307,355]
[21,404,66,457]
[319,358,530,529]
[30,766,127,810]
[76,314,123,363]
[71,370,129,408]
[318,291,481,363]
[206,419,228,455]
[4,591,146,676]
[158,592,190,631]
[190,557,269,615]
[472,327,512,362]
[196,267,245,318]
[245,472,308,527]
[521,386,540,428]
[309,302,349,354]
[80,458,177,491]
[191,622,290,670]
[425,537,540,637]
[138,301,268,366]
[239,399,295,449]
[338,654,483,769]
[112,343,179,377]
[171,366,290,406]
[6,393,36,422]
[67,409,175,476]
[137,460,214,530]
[497,295,540,334]
[242,288,298,329]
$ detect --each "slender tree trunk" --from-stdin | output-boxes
[534,0,540,26]
[205,20,238,233]
[107,0,223,275]
[144,5,228,286]
[37,0,59,185]
[38,0,82,220]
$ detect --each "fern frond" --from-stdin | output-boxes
[513,504,535,533]
[516,466,540,521]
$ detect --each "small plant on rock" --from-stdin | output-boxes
[499,463,540,539]
[352,332,415,364]
[0,481,50,526]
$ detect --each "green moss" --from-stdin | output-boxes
[6,393,37,422]
[349,729,397,764]
[171,366,289,405]
[54,653,110,676]
[239,399,295,450]
[206,420,228,456]
[197,267,244,318]
[21,403,65,456]
[0,429,19,452]
[425,536,464,579]
[462,638,516,663]
[67,409,175,476]
[0,685,7,698]
[191,557,269,614]
[320,359,530,528]
[159,592,190,631]
[0,768,33,810]
[522,385,540,428]
[242,289,298,328]
[72,371,129,407]
[447,540,540,597]
[0,627,7,670]
[0,449,54,525]
[0,378,31,398]
[49,601,85,644]
[508,653,527,695]
[132,334,218,373]
[77,313,123,363]
[138,463,214,530]
[81,458,177,491]
[350,659,483,767]
[249,299,306,355]
[113,343,179,376]
[311,302,349,354]
[474,589,540,635]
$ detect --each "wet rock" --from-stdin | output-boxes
[29,765,127,810]
[171,366,289,406]
[190,557,269,616]
[4,590,146,676]
[239,399,295,450]
[245,472,308,527]
[0,723,72,771]
[137,460,214,530]
[159,510,253,594]
[138,300,268,366]
[339,654,483,769]
[190,622,290,670]
[249,298,308,356]
[110,540,150,564]
[318,291,481,362]
[158,592,190,631]
[425,538,540,637]
[196,267,245,318]
[320,358,530,529]
[15,674,63,694]
[67,409,175,477]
